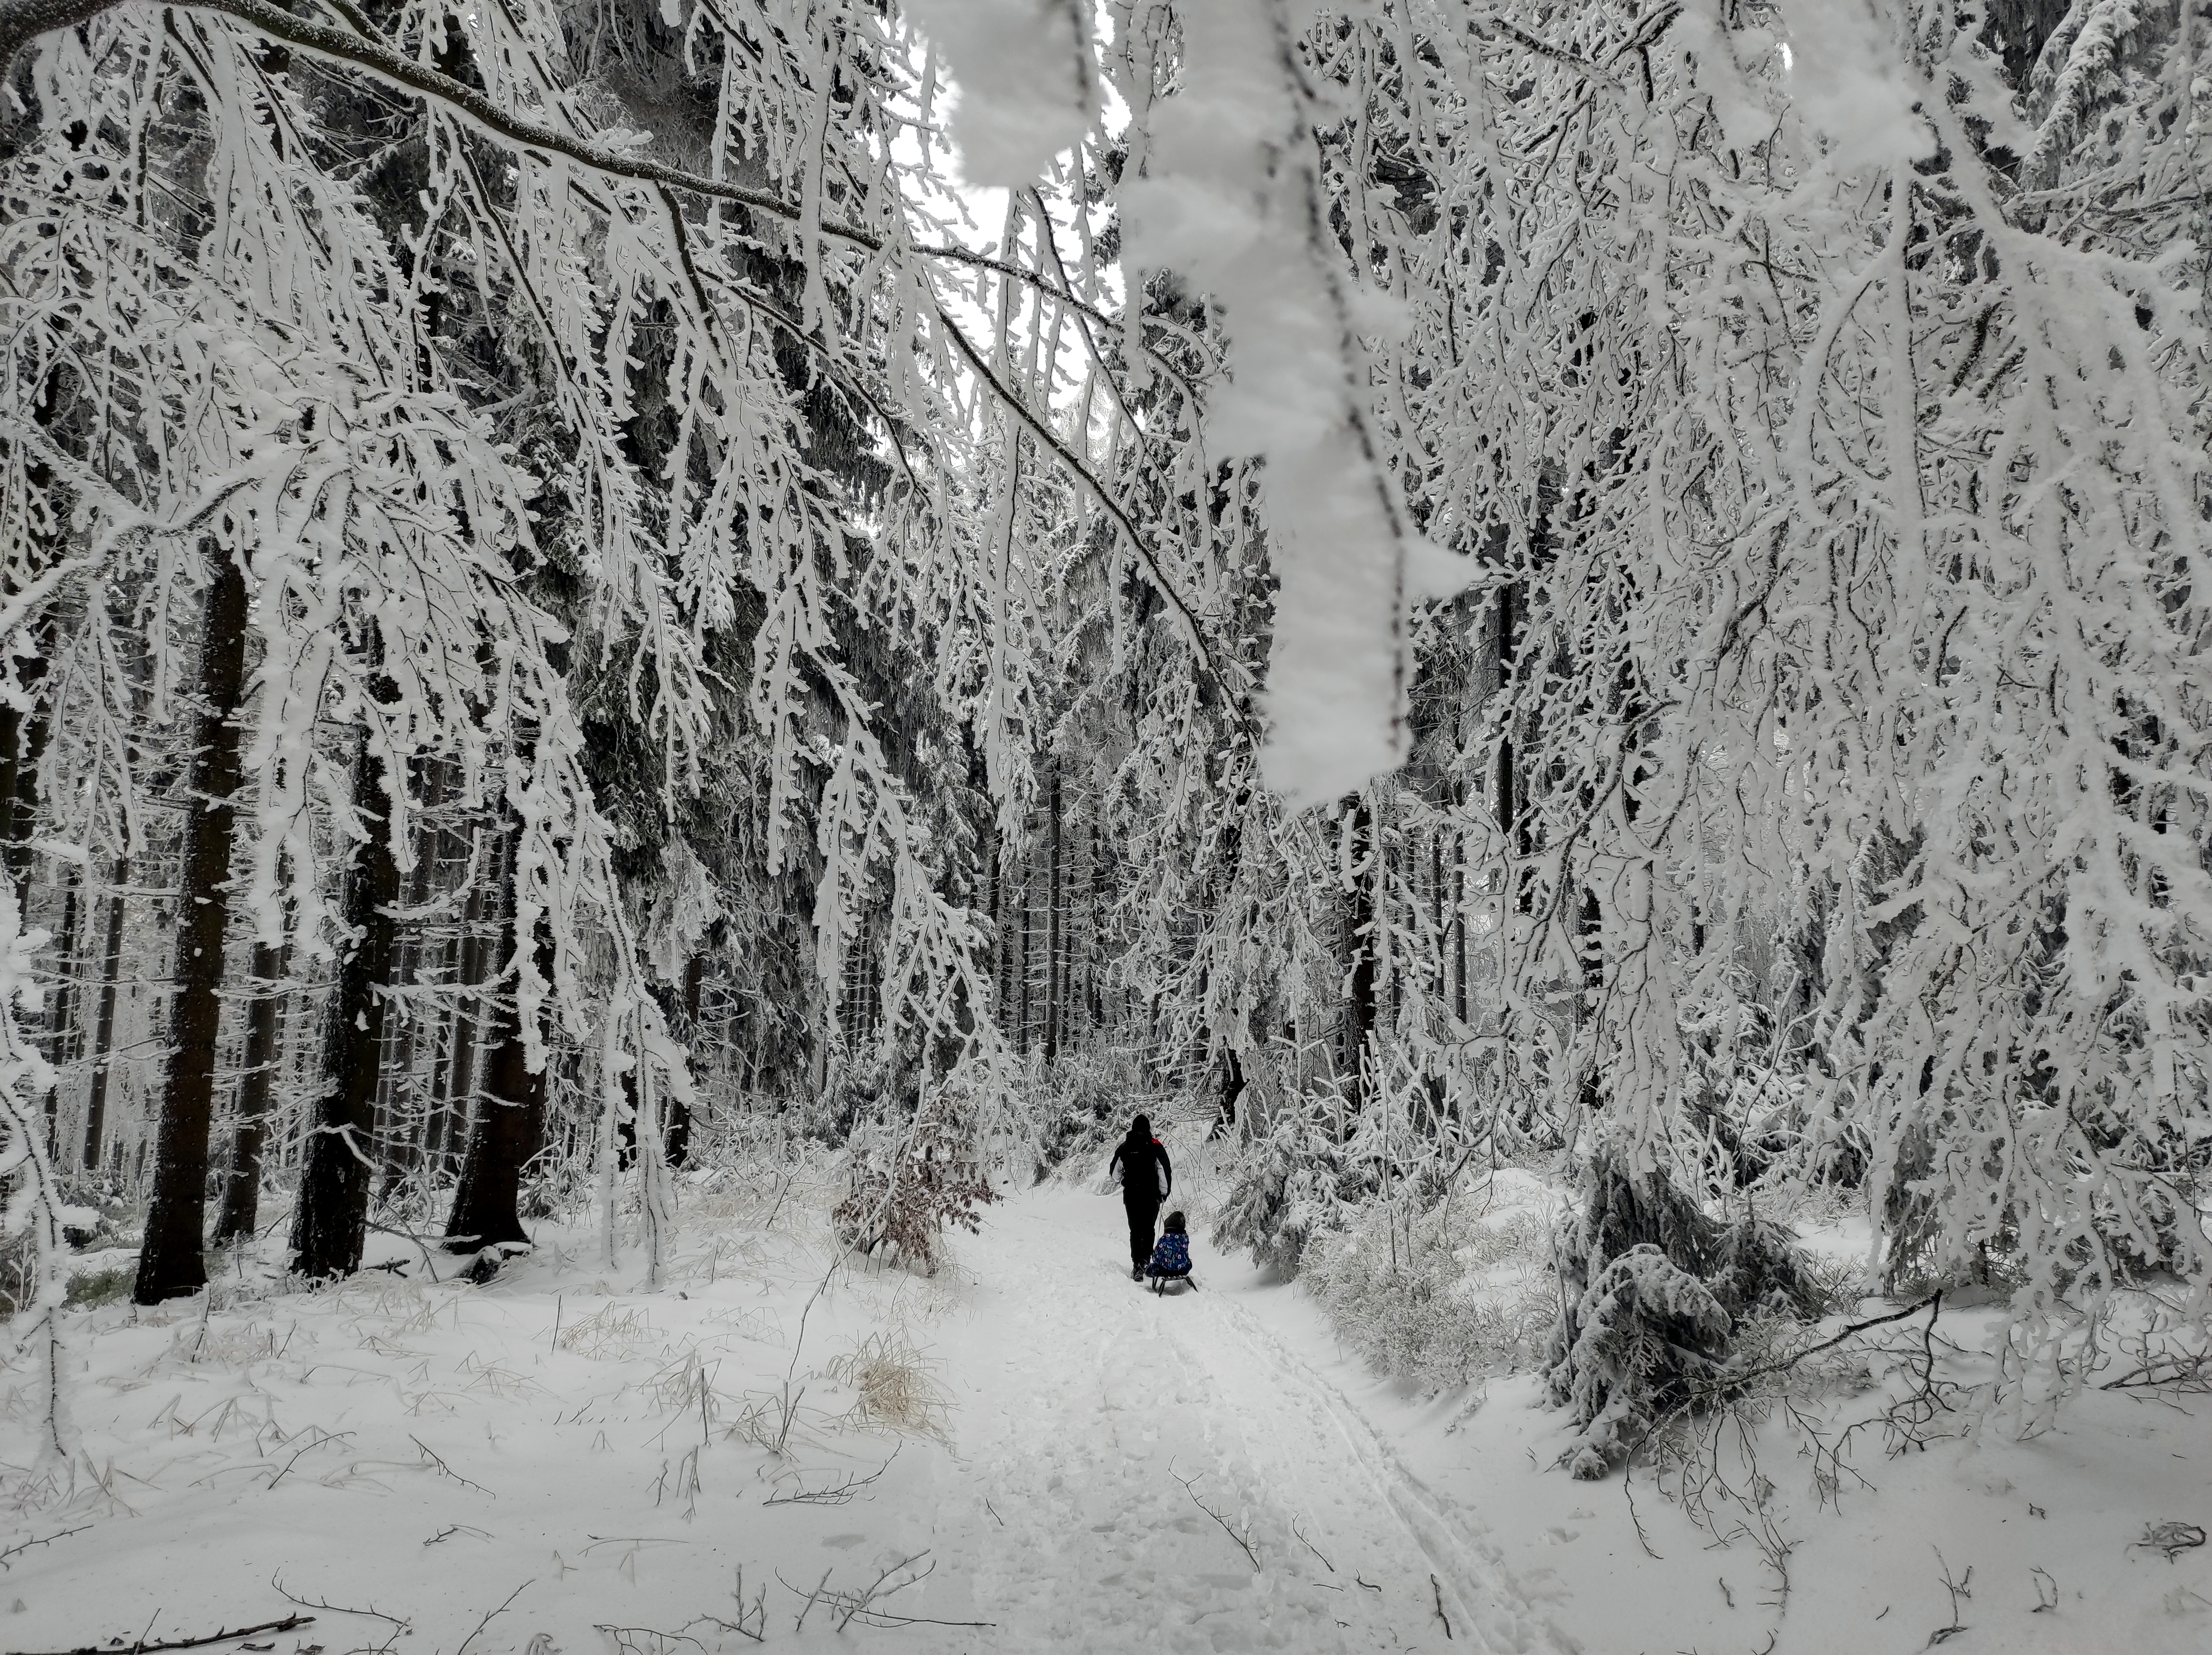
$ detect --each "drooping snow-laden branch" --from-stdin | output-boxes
[1056,0,2211,1406]
[2,0,1221,1167]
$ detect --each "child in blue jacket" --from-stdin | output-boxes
[1146,1211,1194,1289]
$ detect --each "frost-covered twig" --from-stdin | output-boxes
[762,1446,898,1506]
[410,1434,495,1498]
[263,1427,353,1490]
[2031,1567,2058,1612]
[0,1524,89,1570]
[269,1577,409,1633]
[1171,1468,1259,1570]
[832,1550,932,1632]
[774,1553,992,1634]
[1620,1465,1661,1561]
[784,1567,834,1635]
[2133,1522,2207,1563]
[1925,1548,1972,1646]
[1722,1293,1943,1390]
[368,1223,443,1285]
[712,1565,769,1643]
[453,1580,532,1655]
[593,1628,706,1655]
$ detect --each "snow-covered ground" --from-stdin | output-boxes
[1238,1250,2212,1655]
[7,1168,2212,1654]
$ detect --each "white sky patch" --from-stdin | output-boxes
[881,11,1132,472]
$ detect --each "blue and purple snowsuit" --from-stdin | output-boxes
[1147,1231,1192,1282]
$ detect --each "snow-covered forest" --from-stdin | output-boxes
[1,0,2208,1650]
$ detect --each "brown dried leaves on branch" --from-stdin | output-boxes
[831,1099,999,1276]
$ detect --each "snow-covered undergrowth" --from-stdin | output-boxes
[0,1158,970,1651]
[1299,1168,1558,1391]
[9,1165,2212,1655]
[1249,1165,2212,1655]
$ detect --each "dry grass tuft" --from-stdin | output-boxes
[144,1318,305,1374]
[826,1328,949,1440]
[558,1303,664,1361]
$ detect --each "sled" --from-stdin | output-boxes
[1147,1270,1196,1296]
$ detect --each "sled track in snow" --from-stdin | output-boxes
[1194,1289,1570,1655]
[928,1194,1570,1655]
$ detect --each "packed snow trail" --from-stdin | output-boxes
[912,1188,1567,1654]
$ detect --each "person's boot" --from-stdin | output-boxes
[1131,1266,1143,1281]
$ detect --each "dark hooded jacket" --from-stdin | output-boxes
[1109,1117,1172,1205]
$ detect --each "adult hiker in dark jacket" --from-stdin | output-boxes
[1109,1115,1173,1280]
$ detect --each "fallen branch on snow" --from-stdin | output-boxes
[453,1581,531,1655]
[410,1435,495,1497]
[0,1526,92,1571]
[593,1628,705,1655]
[776,1553,994,1633]
[762,1446,899,1507]
[2135,1521,2207,1563]
[1720,1293,1942,1390]
[1171,1467,1259,1570]
[268,1577,410,1639]
[4,1614,312,1655]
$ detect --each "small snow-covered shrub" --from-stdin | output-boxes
[63,1264,133,1309]
[819,1045,901,1140]
[1546,1148,1828,1475]
[831,1090,999,1275]
[1213,1098,1364,1277]
[1301,1187,1555,1388]
[1022,1049,1150,1159]
[1031,1045,1189,1181]
[674,1120,842,1236]
[1550,1246,1732,1477]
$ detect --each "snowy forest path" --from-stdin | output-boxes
[914,1188,1567,1654]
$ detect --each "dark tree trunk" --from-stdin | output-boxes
[0,707,18,873]
[1343,792,1377,1112]
[1016,831,1031,1053]
[1087,817,1104,1028]
[0,615,53,900]
[665,952,701,1166]
[81,854,128,1173]
[288,685,405,1280]
[1452,817,1469,1025]
[379,759,446,1199]
[1492,584,1529,910]
[1495,736,1517,853]
[992,826,1013,1025]
[444,831,548,1255]
[1981,0,2075,93]
[42,867,79,1151]
[134,552,251,1305]
[45,871,79,1052]
[216,935,289,1243]
[1577,886,1603,1116]
[431,832,494,1179]
[1045,760,1062,1064]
